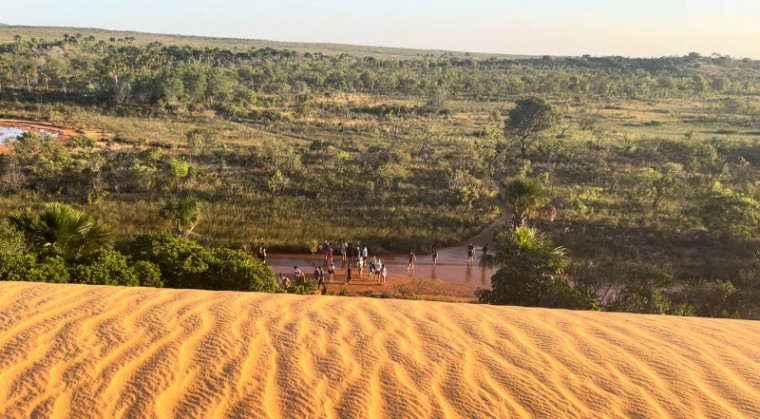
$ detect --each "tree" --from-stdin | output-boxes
[733,251,760,319]
[697,183,760,239]
[266,170,288,197]
[608,262,675,314]
[13,132,72,177]
[501,178,555,229]
[7,204,112,262]
[159,195,201,238]
[504,98,563,158]
[477,227,596,309]
[186,128,219,155]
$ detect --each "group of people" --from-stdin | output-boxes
[406,243,488,269]
[271,240,491,291]
[275,241,389,291]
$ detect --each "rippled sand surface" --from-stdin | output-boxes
[1,281,759,418]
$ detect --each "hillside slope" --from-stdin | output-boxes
[0,25,533,59]
[0,282,758,418]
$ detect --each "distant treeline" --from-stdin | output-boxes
[1,35,759,115]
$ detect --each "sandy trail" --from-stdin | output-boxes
[1,281,759,418]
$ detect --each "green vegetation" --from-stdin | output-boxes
[1,29,760,317]
[0,205,276,292]
[477,226,596,310]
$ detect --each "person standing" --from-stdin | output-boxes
[341,242,348,265]
[380,265,387,285]
[408,251,417,269]
[362,245,368,260]
[294,266,304,282]
[432,248,439,266]
[358,256,364,279]
[328,245,334,265]
[279,274,292,290]
[467,243,475,264]
[327,262,335,283]
[345,265,352,285]
[347,243,354,267]
[317,266,325,290]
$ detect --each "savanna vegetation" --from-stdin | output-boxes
[1,29,760,317]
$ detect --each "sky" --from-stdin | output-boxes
[3,0,759,58]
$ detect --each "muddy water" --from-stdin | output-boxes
[267,251,494,288]
[266,217,506,288]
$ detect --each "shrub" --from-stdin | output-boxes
[287,275,318,295]
[0,252,37,282]
[132,232,212,289]
[69,250,139,287]
[132,232,277,292]
[0,253,69,283]
[207,248,278,292]
[133,261,163,288]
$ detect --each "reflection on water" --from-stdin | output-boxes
[0,126,59,145]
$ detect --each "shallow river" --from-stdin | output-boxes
[267,244,495,288]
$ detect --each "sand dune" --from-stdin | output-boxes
[0,282,759,418]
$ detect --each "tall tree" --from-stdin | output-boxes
[504,97,563,158]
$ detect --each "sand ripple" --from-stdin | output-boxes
[1,282,759,418]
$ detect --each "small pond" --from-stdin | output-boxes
[0,126,59,145]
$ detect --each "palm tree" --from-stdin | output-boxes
[159,195,201,238]
[501,177,556,229]
[478,226,568,306]
[7,204,112,261]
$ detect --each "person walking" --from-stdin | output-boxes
[408,251,417,269]
[432,248,439,266]
[358,256,364,279]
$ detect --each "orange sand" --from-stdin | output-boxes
[1,281,759,418]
